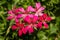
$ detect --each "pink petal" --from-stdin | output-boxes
[28,14,34,18]
[35,8,44,16]
[27,6,35,12]
[18,7,25,13]
[22,14,27,18]
[8,10,13,14]
[18,30,23,36]
[24,16,31,24]
[37,22,42,29]
[15,9,20,13]
[34,24,37,27]
[36,2,41,9]
[38,13,43,16]
[43,22,48,29]
[38,7,45,12]
[35,13,39,16]
[28,27,34,34]
[15,18,19,22]
[17,14,22,19]
[7,16,14,20]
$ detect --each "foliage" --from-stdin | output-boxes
[0,0,60,40]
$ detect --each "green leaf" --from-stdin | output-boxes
[37,31,48,40]
[0,1,6,5]
[0,36,5,40]
[49,23,58,34]
[51,0,59,4]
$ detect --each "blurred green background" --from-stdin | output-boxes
[0,0,60,40]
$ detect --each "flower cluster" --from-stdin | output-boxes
[7,2,52,36]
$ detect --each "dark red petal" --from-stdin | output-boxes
[11,25,17,30]
[22,27,27,34]
[37,22,42,29]
[39,16,44,21]
[46,17,52,22]
[43,13,48,19]
[19,24,24,28]
[16,22,20,27]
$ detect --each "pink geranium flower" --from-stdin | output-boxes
[37,22,48,29]
[35,2,45,16]
[7,2,52,36]
[38,13,52,28]
[43,13,52,22]
[18,24,34,36]
[7,10,22,22]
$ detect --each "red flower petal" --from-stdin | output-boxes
[43,13,48,19]
[32,16,38,23]
[16,22,24,28]
[46,17,52,22]
[37,22,42,29]
[24,16,31,24]
[43,22,48,29]
[39,16,44,21]
[28,27,34,34]
[11,25,17,30]
[18,30,23,36]
[19,24,24,28]
[22,27,27,34]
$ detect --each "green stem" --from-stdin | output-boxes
[5,20,14,36]
[50,12,55,16]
